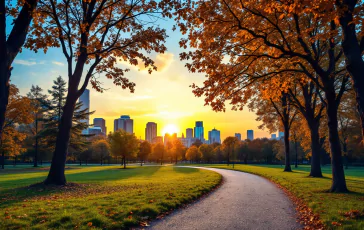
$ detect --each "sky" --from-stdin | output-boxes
[10,17,271,141]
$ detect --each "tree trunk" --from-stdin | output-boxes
[326,91,348,192]
[294,140,298,168]
[283,124,292,172]
[0,63,10,151]
[309,124,323,177]
[44,93,77,185]
[1,149,4,169]
[123,156,126,169]
[0,0,38,148]
[34,117,38,167]
[338,1,364,140]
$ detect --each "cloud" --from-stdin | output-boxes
[118,52,174,73]
[14,59,37,66]
[154,53,174,72]
[52,61,65,66]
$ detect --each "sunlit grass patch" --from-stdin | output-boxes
[0,166,221,229]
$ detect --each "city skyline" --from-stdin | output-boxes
[82,89,267,141]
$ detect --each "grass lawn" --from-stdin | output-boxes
[0,165,221,229]
[197,164,364,229]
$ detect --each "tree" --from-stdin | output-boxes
[199,144,214,163]
[27,85,48,167]
[171,139,185,164]
[152,143,165,165]
[258,92,298,172]
[0,0,38,147]
[138,141,151,166]
[175,0,349,192]
[41,76,93,153]
[27,0,172,185]
[287,80,325,176]
[185,146,201,163]
[222,137,238,167]
[191,139,203,148]
[213,145,224,162]
[1,85,33,169]
[333,1,364,139]
[91,138,110,165]
[236,142,249,164]
[109,130,139,169]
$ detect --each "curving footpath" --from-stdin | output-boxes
[149,167,301,230]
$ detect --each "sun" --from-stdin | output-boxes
[162,124,179,136]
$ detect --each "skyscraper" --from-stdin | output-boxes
[145,122,157,143]
[194,121,204,141]
[235,133,242,141]
[208,128,221,144]
[114,115,133,134]
[186,128,193,139]
[271,134,277,140]
[278,131,284,140]
[247,130,254,140]
[94,118,106,135]
[79,89,90,134]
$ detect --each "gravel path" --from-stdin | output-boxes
[149,167,301,230]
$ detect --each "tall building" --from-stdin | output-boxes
[235,133,241,141]
[278,131,284,140]
[114,115,133,134]
[194,121,204,141]
[271,134,277,140]
[94,118,106,135]
[247,130,254,140]
[186,128,193,139]
[208,128,221,144]
[79,89,90,134]
[145,122,157,143]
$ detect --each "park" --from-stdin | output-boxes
[1,163,363,229]
[1,0,364,229]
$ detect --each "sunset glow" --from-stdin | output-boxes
[162,124,179,136]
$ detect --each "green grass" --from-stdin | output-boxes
[0,165,221,229]
[196,164,364,229]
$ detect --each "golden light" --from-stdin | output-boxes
[162,124,179,136]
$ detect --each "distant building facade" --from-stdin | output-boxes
[79,89,90,134]
[278,131,284,140]
[194,121,204,141]
[93,118,106,135]
[145,122,157,143]
[235,133,241,141]
[271,134,277,140]
[208,128,221,144]
[88,127,103,136]
[247,130,254,140]
[114,115,133,134]
[186,128,193,139]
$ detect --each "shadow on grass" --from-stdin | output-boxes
[173,167,199,174]
[0,166,163,208]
